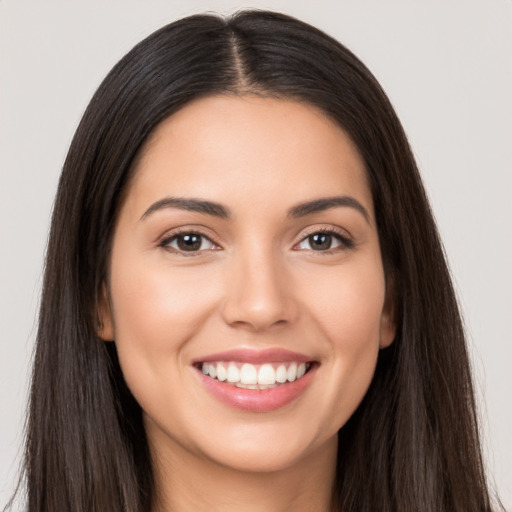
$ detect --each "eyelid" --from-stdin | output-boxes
[293,225,355,252]
[158,227,222,255]
[298,224,352,240]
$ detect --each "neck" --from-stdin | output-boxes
[149,429,337,512]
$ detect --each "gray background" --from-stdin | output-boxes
[1,0,511,509]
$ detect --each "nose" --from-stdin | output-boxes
[220,245,298,332]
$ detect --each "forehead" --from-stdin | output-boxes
[124,94,372,218]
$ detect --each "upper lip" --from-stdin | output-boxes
[193,348,314,365]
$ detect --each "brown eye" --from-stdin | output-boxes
[297,230,351,251]
[163,232,216,253]
[308,233,333,250]
[177,234,202,251]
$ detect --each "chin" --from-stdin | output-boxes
[215,443,309,473]
[191,419,338,475]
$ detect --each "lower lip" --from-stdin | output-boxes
[195,365,317,412]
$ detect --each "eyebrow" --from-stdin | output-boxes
[141,197,230,220]
[288,196,370,223]
[140,195,370,223]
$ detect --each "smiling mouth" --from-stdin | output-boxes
[196,361,313,390]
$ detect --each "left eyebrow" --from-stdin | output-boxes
[287,196,370,224]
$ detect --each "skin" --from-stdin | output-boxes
[99,95,395,512]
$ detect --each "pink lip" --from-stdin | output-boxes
[196,368,316,412]
[192,348,318,412]
[193,348,312,365]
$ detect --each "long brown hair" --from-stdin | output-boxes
[12,10,499,511]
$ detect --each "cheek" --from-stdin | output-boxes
[111,260,216,342]
[107,259,227,437]
[108,256,222,396]
[298,257,386,422]
[302,257,386,350]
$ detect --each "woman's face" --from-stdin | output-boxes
[100,95,395,473]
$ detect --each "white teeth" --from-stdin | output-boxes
[216,363,227,382]
[276,364,287,383]
[240,363,258,385]
[258,364,276,385]
[287,362,297,381]
[201,361,311,387]
[227,364,240,383]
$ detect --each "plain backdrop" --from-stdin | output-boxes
[1,0,511,509]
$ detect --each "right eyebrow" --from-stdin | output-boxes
[140,197,231,221]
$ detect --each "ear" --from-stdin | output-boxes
[97,284,115,341]
[379,282,397,349]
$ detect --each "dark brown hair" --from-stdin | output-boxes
[11,9,500,512]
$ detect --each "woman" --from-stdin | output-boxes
[14,10,500,512]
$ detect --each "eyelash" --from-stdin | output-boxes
[158,227,354,257]
[297,227,355,254]
[158,229,217,257]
